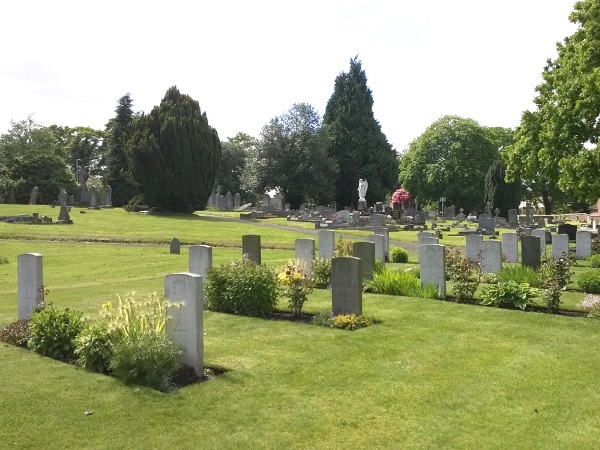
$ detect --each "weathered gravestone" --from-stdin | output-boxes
[521,235,541,269]
[189,245,212,283]
[478,217,496,232]
[295,238,315,274]
[29,186,38,205]
[558,223,577,241]
[552,234,569,259]
[318,230,335,260]
[481,240,502,273]
[242,234,261,264]
[419,244,446,297]
[367,234,386,264]
[170,237,181,255]
[164,272,203,376]
[466,234,483,263]
[443,206,455,219]
[207,191,215,207]
[502,233,518,263]
[336,210,350,223]
[531,229,547,257]
[262,194,271,208]
[233,192,241,209]
[218,194,225,210]
[88,186,99,209]
[352,241,375,280]
[58,188,71,223]
[576,230,592,259]
[331,257,362,315]
[368,214,386,227]
[225,191,234,211]
[18,253,43,320]
[507,209,518,227]
[103,185,113,207]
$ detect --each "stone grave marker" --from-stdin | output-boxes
[262,194,271,207]
[419,244,446,297]
[218,194,225,210]
[233,193,241,209]
[576,230,592,259]
[225,191,234,211]
[29,186,38,205]
[352,241,375,280]
[189,245,212,283]
[481,240,502,273]
[170,237,181,254]
[295,238,315,274]
[521,235,541,269]
[331,257,362,315]
[88,186,99,209]
[420,236,439,246]
[318,230,335,260]
[18,253,43,320]
[103,185,113,207]
[336,210,350,223]
[242,234,261,264]
[371,227,389,260]
[558,223,577,241]
[417,231,434,247]
[478,217,496,232]
[552,234,569,259]
[367,233,386,263]
[466,234,483,263]
[531,229,547,257]
[368,214,386,227]
[164,272,203,376]
[502,233,518,263]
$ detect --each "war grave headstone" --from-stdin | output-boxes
[352,241,375,280]
[170,237,181,255]
[481,241,502,273]
[242,234,261,264]
[576,230,592,259]
[420,236,439,246]
[521,235,541,269]
[419,244,446,297]
[466,234,483,263]
[502,233,518,263]
[18,253,43,320]
[318,230,335,260]
[552,234,569,258]
[164,272,203,376]
[371,227,389,260]
[331,257,362,315]
[531,229,547,257]
[367,234,385,263]
[189,245,212,284]
[417,231,434,247]
[295,238,315,274]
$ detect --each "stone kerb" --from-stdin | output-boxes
[189,245,212,284]
[318,230,335,260]
[295,238,315,274]
[465,234,483,263]
[501,233,518,263]
[576,230,592,259]
[419,244,445,297]
[18,253,43,320]
[352,241,375,280]
[552,234,569,259]
[331,257,362,315]
[521,235,541,269]
[367,234,386,264]
[242,235,261,264]
[164,272,203,376]
[481,240,502,273]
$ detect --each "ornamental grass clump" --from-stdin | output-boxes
[277,259,315,315]
[497,265,542,287]
[364,268,438,298]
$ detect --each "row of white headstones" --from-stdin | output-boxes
[15,229,593,376]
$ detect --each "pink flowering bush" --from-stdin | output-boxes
[579,294,600,318]
[391,188,411,208]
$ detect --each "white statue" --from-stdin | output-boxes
[358,179,368,202]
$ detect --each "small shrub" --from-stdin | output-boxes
[277,259,315,315]
[205,260,278,317]
[592,237,600,255]
[312,312,376,330]
[497,265,542,287]
[444,248,480,302]
[28,305,84,361]
[390,247,409,263]
[578,271,600,294]
[480,272,498,284]
[364,269,438,298]
[312,258,332,288]
[0,319,30,347]
[0,256,9,265]
[481,281,540,310]
[539,256,572,290]
[541,279,562,314]
[109,330,180,390]
[588,254,600,268]
[334,237,353,257]
[74,320,113,373]
[579,294,600,318]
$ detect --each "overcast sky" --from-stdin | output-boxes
[0,1,578,152]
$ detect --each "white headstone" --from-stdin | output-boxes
[420,236,439,246]
[417,231,435,247]
[419,244,446,297]
[552,234,569,259]
[318,230,335,260]
[164,272,203,376]
[18,253,43,320]
[372,227,389,260]
[188,245,212,284]
[295,238,315,274]
[501,233,518,263]
[465,234,483,263]
[531,229,547,257]
[481,240,502,273]
[576,230,592,259]
[367,234,386,263]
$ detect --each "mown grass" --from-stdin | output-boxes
[2,206,600,448]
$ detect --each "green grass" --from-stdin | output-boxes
[2,206,600,447]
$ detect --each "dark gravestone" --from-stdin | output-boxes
[170,237,181,255]
[242,234,261,264]
[521,235,541,270]
[352,241,375,280]
[558,223,577,241]
[331,257,362,315]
